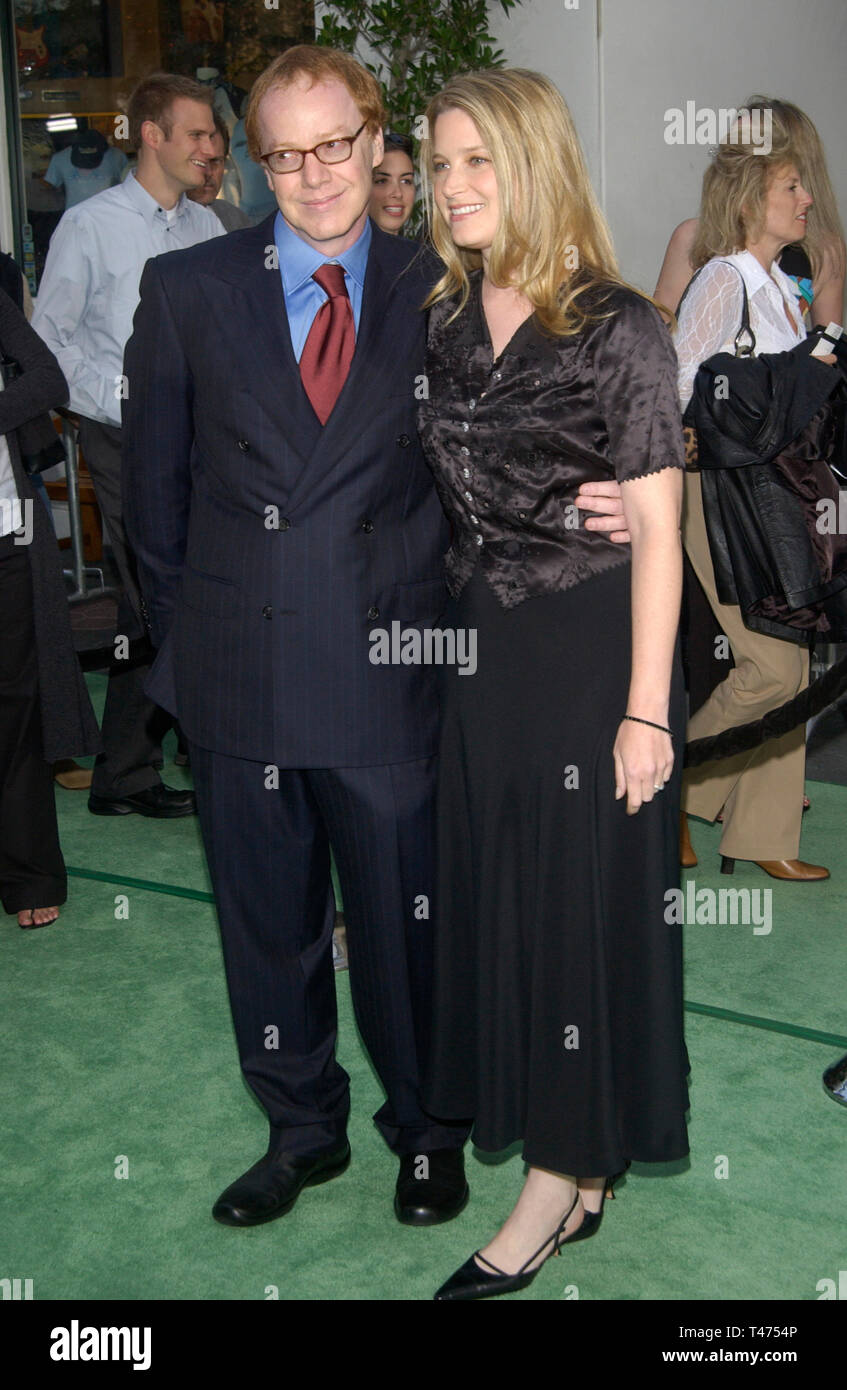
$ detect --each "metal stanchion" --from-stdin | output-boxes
[56,409,108,602]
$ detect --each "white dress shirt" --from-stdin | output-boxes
[31,171,224,426]
[675,248,806,411]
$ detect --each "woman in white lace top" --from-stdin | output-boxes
[675,116,833,882]
[656,97,846,328]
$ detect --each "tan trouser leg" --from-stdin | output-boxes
[682,472,807,861]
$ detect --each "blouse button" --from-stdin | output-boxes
[462,422,470,432]
[518,511,527,520]
[462,468,471,479]
[469,398,476,409]
[474,533,484,546]
[464,491,473,501]
[493,371,501,380]
[460,445,469,455]
[504,463,511,471]
[534,379,541,387]
[470,515,479,526]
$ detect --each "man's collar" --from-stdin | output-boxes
[274,211,372,294]
[124,169,191,224]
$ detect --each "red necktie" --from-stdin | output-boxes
[299,263,356,425]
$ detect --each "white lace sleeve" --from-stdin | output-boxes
[674,261,745,411]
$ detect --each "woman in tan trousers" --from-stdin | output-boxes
[670,110,840,880]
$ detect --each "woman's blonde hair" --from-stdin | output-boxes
[692,96,845,280]
[420,68,633,335]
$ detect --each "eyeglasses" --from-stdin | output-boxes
[260,121,368,175]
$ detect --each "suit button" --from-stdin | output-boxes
[279,518,291,531]
[367,605,380,620]
[361,520,374,533]
[237,439,250,452]
[397,434,410,447]
[262,605,273,619]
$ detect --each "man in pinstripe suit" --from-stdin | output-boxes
[122,47,473,1229]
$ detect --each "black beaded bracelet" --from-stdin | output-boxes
[622,714,673,736]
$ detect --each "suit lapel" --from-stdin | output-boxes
[210,219,322,469]
[210,221,420,514]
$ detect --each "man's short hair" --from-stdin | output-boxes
[244,45,386,163]
[126,72,214,150]
[212,109,230,157]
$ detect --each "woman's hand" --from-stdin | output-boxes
[613,719,674,815]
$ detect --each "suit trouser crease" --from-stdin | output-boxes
[189,744,468,1156]
[682,471,807,860]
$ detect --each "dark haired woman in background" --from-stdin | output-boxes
[369,132,416,235]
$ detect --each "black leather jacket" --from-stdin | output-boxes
[685,338,847,644]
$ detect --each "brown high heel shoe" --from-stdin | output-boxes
[679,812,697,868]
[720,857,829,881]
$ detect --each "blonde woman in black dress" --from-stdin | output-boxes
[417,69,690,1301]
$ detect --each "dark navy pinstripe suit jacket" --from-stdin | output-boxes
[122,217,449,768]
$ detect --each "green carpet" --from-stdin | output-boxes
[1,673,844,1300]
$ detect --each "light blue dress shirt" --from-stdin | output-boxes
[273,211,371,362]
[31,171,224,425]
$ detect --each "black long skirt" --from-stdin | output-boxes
[424,563,690,1176]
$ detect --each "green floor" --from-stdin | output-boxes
[2,674,845,1301]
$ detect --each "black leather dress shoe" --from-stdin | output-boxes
[212,1143,351,1227]
[394,1147,469,1226]
[88,784,197,818]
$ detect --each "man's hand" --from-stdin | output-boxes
[574,480,630,544]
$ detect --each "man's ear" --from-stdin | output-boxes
[371,126,385,169]
[140,119,163,153]
[263,164,275,194]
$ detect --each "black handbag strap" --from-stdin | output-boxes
[677,259,757,357]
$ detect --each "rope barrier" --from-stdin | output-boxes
[684,650,847,767]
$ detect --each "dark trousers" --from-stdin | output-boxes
[189,743,470,1157]
[77,418,171,796]
[0,532,66,913]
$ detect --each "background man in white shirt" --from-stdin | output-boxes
[32,73,224,819]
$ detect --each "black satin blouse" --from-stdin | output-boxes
[417,271,685,609]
